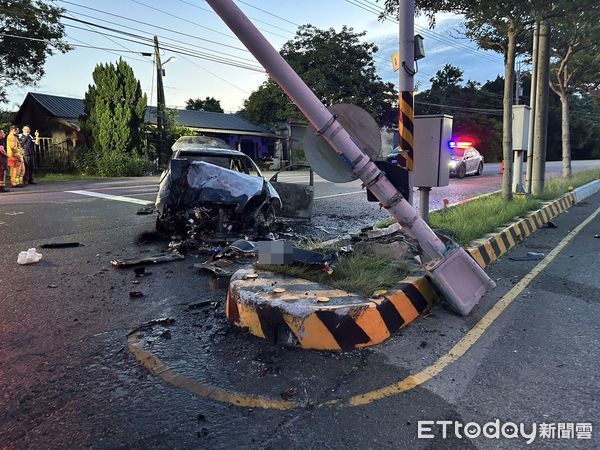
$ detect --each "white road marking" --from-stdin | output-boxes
[92,184,158,191]
[66,190,153,205]
[5,211,25,216]
[314,191,364,200]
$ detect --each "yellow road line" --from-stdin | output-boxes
[127,331,299,410]
[347,205,600,407]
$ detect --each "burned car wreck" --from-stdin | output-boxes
[155,136,313,243]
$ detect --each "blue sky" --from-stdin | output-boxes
[8,0,506,112]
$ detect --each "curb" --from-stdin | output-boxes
[227,183,599,351]
[226,270,436,351]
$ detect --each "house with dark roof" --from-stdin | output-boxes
[144,106,275,161]
[13,93,87,170]
[13,92,277,169]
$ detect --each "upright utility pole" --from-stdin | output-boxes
[398,0,415,206]
[525,21,539,194]
[154,36,166,161]
[531,20,550,197]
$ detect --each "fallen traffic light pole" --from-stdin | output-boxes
[206,0,495,315]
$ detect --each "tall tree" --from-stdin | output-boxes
[185,96,224,113]
[240,25,396,128]
[0,0,70,102]
[549,3,600,178]
[81,59,147,155]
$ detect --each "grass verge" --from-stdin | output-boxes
[256,252,411,297]
[35,172,105,182]
[376,168,600,246]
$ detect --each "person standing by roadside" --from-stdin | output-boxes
[0,129,9,192]
[7,125,25,188]
[19,125,37,184]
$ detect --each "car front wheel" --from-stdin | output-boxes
[457,164,466,179]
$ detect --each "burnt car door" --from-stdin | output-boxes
[269,164,314,219]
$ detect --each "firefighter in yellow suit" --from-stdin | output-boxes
[7,125,25,188]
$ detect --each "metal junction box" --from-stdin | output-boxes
[512,105,531,151]
[413,114,452,187]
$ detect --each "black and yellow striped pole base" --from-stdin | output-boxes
[399,90,414,171]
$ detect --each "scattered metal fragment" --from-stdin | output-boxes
[111,251,184,268]
[509,252,545,261]
[136,205,155,215]
[47,284,58,289]
[187,300,212,310]
[40,242,81,248]
[314,225,331,235]
[280,387,297,400]
[128,317,175,335]
[194,262,234,278]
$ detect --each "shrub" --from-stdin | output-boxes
[73,146,148,177]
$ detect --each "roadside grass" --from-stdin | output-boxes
[428,196,540,245]
[536,168,600,200]
[256,252,411,297]
[35,172,104,182]
[376,168,600,246]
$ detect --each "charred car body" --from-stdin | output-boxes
[155,136,313,242]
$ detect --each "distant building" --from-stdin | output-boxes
[13,92,85,170]
[144,106,276,162]
[13,92,277,169]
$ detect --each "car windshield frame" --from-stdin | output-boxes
[177,149,263,178]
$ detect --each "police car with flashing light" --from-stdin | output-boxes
[448,141,484,178]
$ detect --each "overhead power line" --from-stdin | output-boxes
[55,0,249,53]
[343,0,503,64]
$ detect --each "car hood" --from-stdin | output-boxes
[156,159,281,214]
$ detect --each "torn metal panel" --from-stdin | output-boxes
[186,161,279,213]
[269,164,314,219]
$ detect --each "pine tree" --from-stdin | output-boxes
[81,59,147,155]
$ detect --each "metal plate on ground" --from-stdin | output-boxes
[303,103,381,183]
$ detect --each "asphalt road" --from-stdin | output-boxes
[0,164,599,448]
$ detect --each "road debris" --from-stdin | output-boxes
[509,252,545,261]
[40,242,81,248]
[273,287,286,294]
[280,387,297,400]
[129,291,145,298]
[17,248,42,265]
[194,262,235,278]
[136,205,155,215]
[594,234,600,239]
[543,221,558,229]
[111,251,184,268]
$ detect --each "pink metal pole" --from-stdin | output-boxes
[205,0,446,260]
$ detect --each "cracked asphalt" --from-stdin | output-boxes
[1,166,599,448]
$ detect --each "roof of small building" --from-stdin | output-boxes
[27,92,86,119]
[144,106,272,135]
[16,93,273,136]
